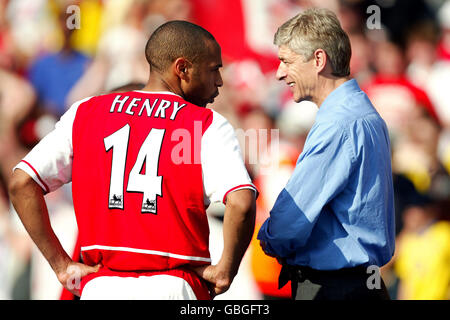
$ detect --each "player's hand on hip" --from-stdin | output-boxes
[56,261,102,297]
[192,264,232,299]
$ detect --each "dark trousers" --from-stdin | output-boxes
[279,265,391,300]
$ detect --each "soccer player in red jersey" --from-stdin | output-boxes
[8,21,257,300]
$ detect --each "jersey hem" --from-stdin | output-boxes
[80,244,212,262]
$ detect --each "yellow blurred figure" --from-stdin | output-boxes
[69,0,103,56]
[444,146,450,175]
[395,213,450,300]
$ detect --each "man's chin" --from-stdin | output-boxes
[295,96,313,103]
[198,100,208,107]
[185,97,207,107]
[199,99,214,108]
[207,96,217,106]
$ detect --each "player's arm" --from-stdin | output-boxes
[8,97,98,296]
[194,110,257,297]
[195,188,256,296]
[8,169,100,296]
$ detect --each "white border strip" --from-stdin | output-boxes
[14,161,49,193]
[81,245,211,262]
[133,90,181,98]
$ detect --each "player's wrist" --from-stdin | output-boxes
[215,259,237,284]
[49,251,72,277]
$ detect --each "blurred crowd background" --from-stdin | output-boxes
[0,0,449,300]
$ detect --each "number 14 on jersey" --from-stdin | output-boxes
[104,124,164,214]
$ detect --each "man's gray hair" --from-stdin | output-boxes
[274,8,351,77]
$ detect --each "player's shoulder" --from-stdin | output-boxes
[69,95,97,111]
[200,109,239,141]
[208,109,229,124]
[74,90,133,106]
[70,91,135,114]
[62,96,96,122]
[206,109,235,130]
[80,91,120,104]
[183,107,234,132]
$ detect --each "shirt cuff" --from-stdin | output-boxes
[13,160,50,194]
[256,219,277,256]
[222,184,259,204]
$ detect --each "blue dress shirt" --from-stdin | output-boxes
[258,79,395,270]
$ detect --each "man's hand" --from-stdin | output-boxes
[193,188,255,299]
[192,264,232,299]
[55,260,101,297]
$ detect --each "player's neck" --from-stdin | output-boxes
[141,73,183,97]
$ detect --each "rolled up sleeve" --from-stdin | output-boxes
[257,122,355,258]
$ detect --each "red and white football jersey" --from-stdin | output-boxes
[14,91,257,297]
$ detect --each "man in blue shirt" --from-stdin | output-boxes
[258,8,395,300]
[28,8,90,118]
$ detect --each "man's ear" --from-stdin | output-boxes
[174,58,191,81]
[313,49,327,74]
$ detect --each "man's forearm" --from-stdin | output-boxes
[220,189,256,279]
[8,169,71,274]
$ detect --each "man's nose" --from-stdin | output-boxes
[276,62,287,81]
[216,72,223,87]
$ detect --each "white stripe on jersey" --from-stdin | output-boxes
[80,245,212,262]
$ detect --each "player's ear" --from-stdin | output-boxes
[174,58,191,81]
[314,48,327,74]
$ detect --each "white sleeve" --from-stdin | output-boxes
[13,97,92,193]
[202,110,257,205]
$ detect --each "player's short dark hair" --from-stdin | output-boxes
[145,20,217,72]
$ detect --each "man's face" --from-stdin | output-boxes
[183,41,223,107]
[276,45,316,103]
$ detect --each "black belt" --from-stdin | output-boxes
[278,264,368,292]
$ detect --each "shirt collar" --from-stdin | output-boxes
[133,90,182,98]
[316,78,360,117]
